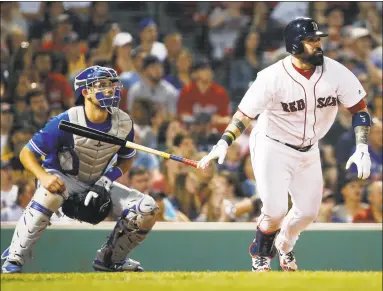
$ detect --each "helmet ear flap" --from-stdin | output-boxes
[292,40,304,55]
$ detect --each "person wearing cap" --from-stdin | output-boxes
[112,32,134,74]
[353,181,382,223]
[177,60,231,131]
[137,18,167,62]
[331,174,369,223]
[348,27,381,86]
[128,55,179,116]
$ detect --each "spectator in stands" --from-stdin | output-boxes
[165,48,193,90]
[207,2,250,62]
[127,166,152,194]
[198,171,243,222]
[322,104,352,192]
[0,161,18,210]
[29,51,75,110]
[120,47,147,91]
[217,141,241,174]
[81,2,112,50]
[332,175,369,223]
[128,55,179,117]
[163,32,183,76]
[316,190,337,223]
[370,88,382,120]
[229,29,262,105]
[25,89,50,133]
[353,181,382,223]
[171,171,201,220]
[0,103,14,157]
[154,147,185,194]
[63,32,87,81]
[1,179,35,222]
[177,60,231,130]
[348,27,381,86]
[137,18,167,62]
[131,125,161,181]
[321,6,344,55]
[0,2,28,41]
[41,13,74,53]
[189,112,220,152]
[173,133,196,160]
[112,32,134,75]
[6,125,35,170]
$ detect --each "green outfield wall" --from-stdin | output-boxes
[1,222,381,272]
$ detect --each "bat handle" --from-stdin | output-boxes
[169,155,198,168]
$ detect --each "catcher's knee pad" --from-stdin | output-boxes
[249,227,279,259]
[122,194,158,230]
[4,188,63,266]
[96,195,158,266]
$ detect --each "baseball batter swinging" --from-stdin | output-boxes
[198,17,372,271]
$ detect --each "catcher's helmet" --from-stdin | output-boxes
[74,66,122,109]
[284,17,328,55]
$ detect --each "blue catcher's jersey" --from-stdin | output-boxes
[26,110,135,173]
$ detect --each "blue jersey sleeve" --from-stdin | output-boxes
[117,124,136,159]
[26,112,70,156]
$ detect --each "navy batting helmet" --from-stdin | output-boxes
[284,17,328,55]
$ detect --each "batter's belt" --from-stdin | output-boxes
[266,135,313,152]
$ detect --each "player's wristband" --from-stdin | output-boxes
[104,166,123,182]
[221,130,236,146]
[352,111,371,128]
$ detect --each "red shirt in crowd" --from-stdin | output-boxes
[353,207,379,223]
[177,81,230,118]
[45,72,74,110]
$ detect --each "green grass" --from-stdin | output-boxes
[1,272,382,291]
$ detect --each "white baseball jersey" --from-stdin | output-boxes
[238,55,366,147]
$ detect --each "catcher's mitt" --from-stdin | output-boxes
[61,185,112,225]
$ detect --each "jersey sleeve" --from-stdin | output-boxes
[117,124,136,159]
[237,71,273,118]
[336,65,366,108]
[26,112,70,156]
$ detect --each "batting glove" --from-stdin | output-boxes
[198,139,229,169]
[345,144,371,180]
[84,176,113,206]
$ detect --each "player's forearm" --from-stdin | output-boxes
[20,146,48,180]
[116,157,134,175]
[353,108,371,146]
[220,110,252,146]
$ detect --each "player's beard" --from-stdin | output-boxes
[302,48,324,66]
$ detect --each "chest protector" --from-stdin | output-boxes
[61,106,132,184]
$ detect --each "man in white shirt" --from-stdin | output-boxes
[198,17,372,272]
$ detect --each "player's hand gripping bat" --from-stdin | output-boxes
[58,120,198,168]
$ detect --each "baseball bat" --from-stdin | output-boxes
[58,120,198,168]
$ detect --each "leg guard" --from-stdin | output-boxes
[248,227,279,259]
[94,194,158,271]
[2,187,64,267]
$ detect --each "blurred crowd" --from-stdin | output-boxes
[1,2,382,224]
